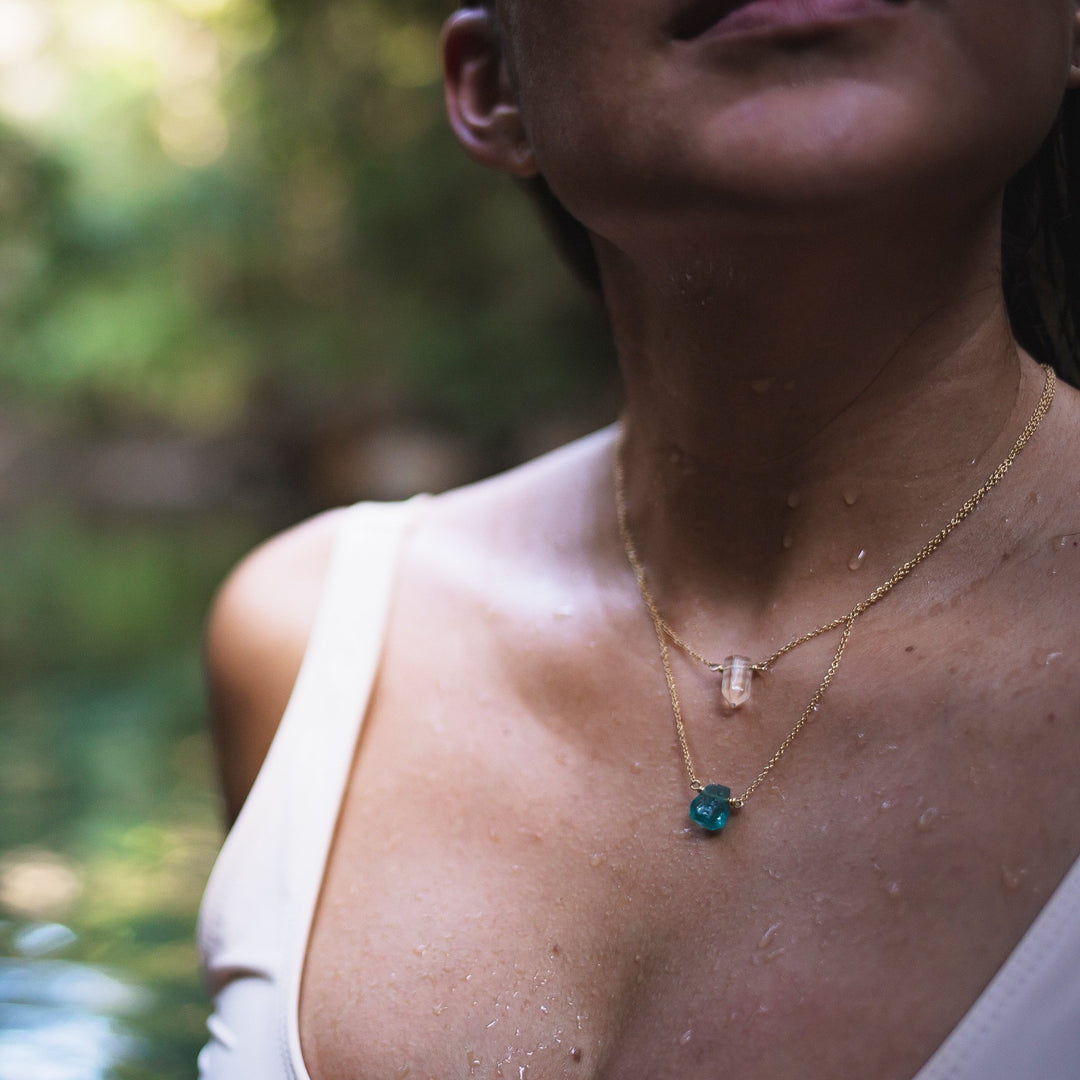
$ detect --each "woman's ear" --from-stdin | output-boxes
[441,9,539,178]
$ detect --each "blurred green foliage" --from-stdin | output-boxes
[0,0,613,447]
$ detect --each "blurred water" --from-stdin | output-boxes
[0,1006,134,1080]
[0,920,150,1080]
[0,510,262,1079]
[0,964,143,1080]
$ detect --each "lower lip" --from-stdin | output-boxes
[696,0,904,42]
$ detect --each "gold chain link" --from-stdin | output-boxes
[616,365,1055,810]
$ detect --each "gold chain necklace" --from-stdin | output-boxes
[615,364,1055,831]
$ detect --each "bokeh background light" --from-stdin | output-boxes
[0,1,614,1075]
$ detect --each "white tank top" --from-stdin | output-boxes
[197,499,1080,1080]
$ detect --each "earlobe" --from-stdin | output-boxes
[441,9,539,178]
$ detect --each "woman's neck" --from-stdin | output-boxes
[603,203,1039,644]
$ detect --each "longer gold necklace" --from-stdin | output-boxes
[616,365,1055,831]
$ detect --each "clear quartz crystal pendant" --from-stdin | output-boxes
[720,655,754,709]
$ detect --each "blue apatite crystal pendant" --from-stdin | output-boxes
[689,784,732,831]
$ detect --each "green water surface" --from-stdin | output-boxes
[0,508,264,1080]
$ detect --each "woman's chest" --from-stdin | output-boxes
[297,626,1080,1080]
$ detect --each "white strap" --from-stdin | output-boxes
[280,497,427,1078]
[912,849,1080,1080]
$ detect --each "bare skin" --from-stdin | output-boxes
[206,0,1080,1076]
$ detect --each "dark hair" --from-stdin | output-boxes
[1002,92,1080,384]
[463,3,1080,384]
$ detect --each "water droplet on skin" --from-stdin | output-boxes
[879,800,893,812]
[786,490,801,509]
[467,1050,481,1068]
[414,943,428,956]
[1034,650,1064,666]
[782,531,795,550]
[758,922,782,949]
[630,761,644,775]
[916,807,940,832]
[1002,866,1028,892]
[1054,533,1080,549]
[589,853,606,868]
[848,549,867,571]
[885,881,901,898]
[396,1066,412,1078]
[752,946,787,964]
[570,1048,583,1063]
[680,1029,693,1046]
[843,490,859,507]
[554,604,575,619]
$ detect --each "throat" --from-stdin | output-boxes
[612,336,1035,626]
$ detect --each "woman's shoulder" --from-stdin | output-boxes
[204,506,349,823]
[203,426,618,822]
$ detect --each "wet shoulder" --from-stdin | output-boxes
[204,507,347,823]
[406,426,618,594]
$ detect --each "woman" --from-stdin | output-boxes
[197,1,1080,1077]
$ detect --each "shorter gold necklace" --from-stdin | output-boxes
[616,365,1055,831]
